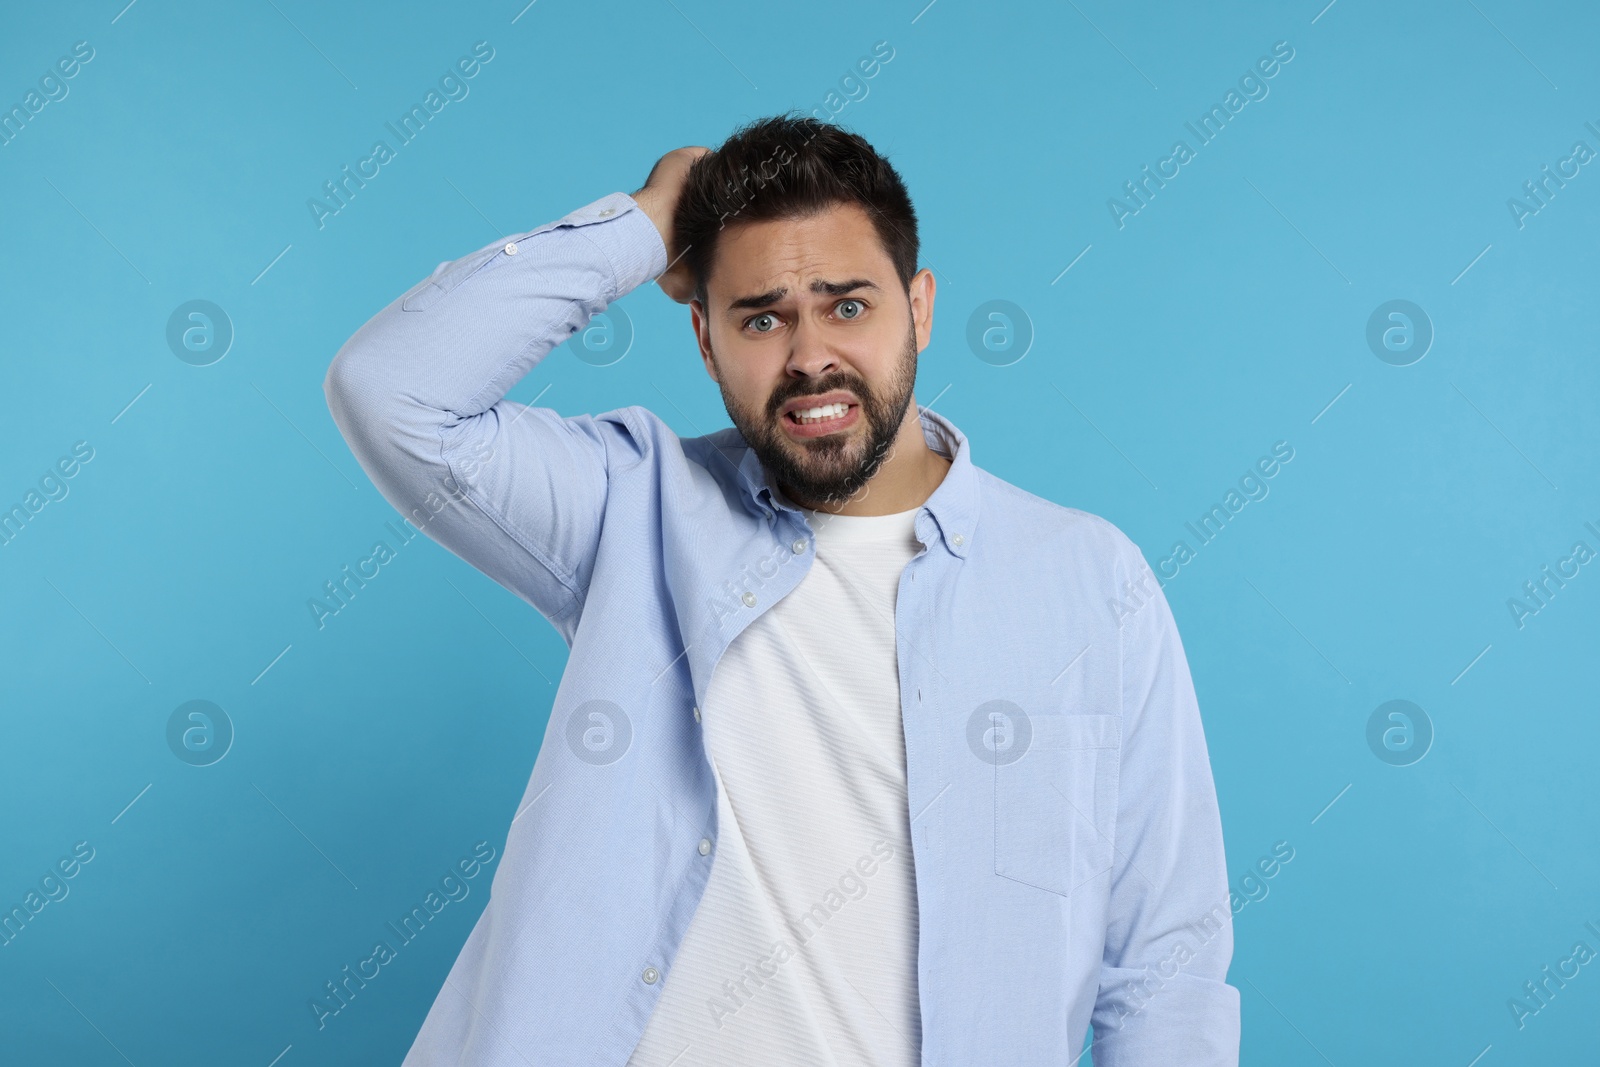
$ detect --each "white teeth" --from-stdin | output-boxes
[793,402,849,425]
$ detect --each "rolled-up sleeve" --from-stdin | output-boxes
[1090,539,1240,1065]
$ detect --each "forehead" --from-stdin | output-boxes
[709,202,892,301]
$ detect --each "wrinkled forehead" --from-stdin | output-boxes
[707,202,895,309]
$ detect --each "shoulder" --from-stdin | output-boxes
[593,404,740,452]
[592,405,752,495]
[975,468,1148,575]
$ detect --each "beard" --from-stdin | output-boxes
[714,314,920,512]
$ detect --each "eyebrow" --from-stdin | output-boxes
[727,278,881,313]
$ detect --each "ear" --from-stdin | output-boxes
[689,298,718,382]
[908,268,936,354]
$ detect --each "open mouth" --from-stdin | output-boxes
[783,402,860,436]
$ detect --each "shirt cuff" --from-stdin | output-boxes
[561,191,669,301]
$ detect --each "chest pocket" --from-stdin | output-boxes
[993,712,1120,898]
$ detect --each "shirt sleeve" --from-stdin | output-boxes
[322,191,668,644]
[1089,538,1241,1065]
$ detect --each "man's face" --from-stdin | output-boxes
[689,201,935,509]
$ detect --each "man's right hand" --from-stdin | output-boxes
[630,146,710,304]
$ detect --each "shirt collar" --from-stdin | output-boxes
[737,404,978,560]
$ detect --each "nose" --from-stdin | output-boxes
[785,314,839,379]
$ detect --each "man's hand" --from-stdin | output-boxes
[631,146,710,304]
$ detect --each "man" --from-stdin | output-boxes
[324,112,1239,1066]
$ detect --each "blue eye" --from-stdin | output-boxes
[748,313,778,333]
[837,299,864,319]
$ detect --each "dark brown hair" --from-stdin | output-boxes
[674,112,919,308]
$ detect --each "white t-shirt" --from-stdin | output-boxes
[625,495,925,1067]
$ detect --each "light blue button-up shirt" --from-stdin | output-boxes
[324,189,1240,1066]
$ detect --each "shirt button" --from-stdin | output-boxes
[791,538,807,554]
[698,838,712,856]
[599,207,615,217]
[503,242,518,255]
[742,591,756,607]
[642,966,659,984]
[952,533,965,546]
[692,705,701,722]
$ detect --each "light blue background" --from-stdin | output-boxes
[2,1,1596,1063]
